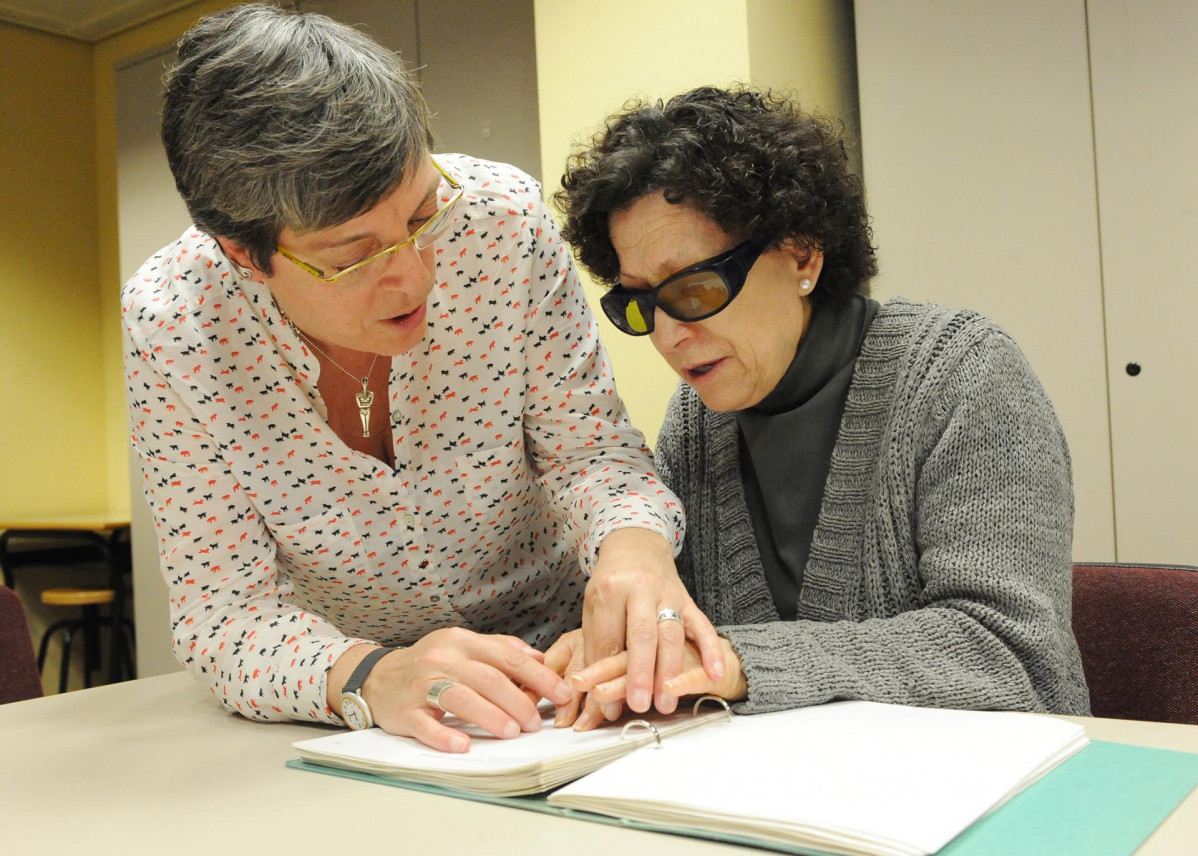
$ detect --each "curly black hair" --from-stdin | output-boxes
[556,85,877,306]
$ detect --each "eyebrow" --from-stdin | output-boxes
[307,171,442,252]
[619,253,697,289]
[621,239,744,287]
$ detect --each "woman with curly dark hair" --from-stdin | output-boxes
[547,86,1089,728]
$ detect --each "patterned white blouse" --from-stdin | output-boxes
[122,154,683,725]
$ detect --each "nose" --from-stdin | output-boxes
[376,240,433,288]
[649,309,694,352]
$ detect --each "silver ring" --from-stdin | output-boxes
[425,679,457,711]
[656,608,683,624]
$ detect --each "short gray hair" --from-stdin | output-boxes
[162,3,431,273]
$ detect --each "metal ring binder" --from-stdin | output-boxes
[620,719,663,747]
[619,696,733,751]
[693,695,733,721]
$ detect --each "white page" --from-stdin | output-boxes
[293,706,703,774]
[296,711,611,772]
[551,701,1087,855]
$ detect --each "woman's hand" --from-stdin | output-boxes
[552,632,747,730]
[543,628,587,727]
[331,628,574,753]
[584,528,725,718]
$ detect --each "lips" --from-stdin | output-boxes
[682,357,724,383]
[384,302,427,326]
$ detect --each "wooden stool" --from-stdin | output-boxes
[36,588,134,693]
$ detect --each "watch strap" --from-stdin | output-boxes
[341,646,397,696]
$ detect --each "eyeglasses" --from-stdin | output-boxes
[277,158,464,284]
[600,239,766,336]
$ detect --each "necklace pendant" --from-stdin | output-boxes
[289,324,383,440]
[355,384,375,438]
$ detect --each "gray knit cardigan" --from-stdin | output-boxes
[655,299,1091,715]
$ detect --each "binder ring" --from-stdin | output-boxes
[620,719,664,748]
[692,695,733,722]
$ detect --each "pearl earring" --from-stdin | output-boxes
[799,278,813,292]
[235,263,254,279]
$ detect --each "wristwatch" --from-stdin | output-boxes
[338,647,397,731]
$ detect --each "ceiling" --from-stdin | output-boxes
[0,0,200,42]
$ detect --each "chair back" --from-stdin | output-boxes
[1072,562,1198,724]
[0,586,43,704]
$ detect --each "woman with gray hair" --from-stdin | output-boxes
[123,3,720,753]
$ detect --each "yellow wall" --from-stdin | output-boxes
[534,0,858,445]
[746,0,860,174]
[0,3,238,521]
[0,22,104,518]
[0,2,237,691]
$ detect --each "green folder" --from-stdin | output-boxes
[287,739,1198,856]
[942,741,1198,856]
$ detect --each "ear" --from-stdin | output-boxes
[782,240,824,296]
[215,238,259,277]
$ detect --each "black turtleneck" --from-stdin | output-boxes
[734,294,878,619]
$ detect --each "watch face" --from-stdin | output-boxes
[340,694,371,731]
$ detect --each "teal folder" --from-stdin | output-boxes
[942,741,1198,856]
[287,739,1198,856]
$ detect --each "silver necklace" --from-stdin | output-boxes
[291,325,380,438]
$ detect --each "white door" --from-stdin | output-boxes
[853,0,1116,561]
[1088,0,1198,564]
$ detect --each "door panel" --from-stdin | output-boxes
[854,0,1115,560]
[1088,0,1198,564]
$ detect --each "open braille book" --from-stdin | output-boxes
[291,699,1112,856]
[293,696,734,796]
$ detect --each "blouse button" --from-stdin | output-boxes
[403,512,416,527]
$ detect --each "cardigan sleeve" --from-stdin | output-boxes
[717,325,1090,716]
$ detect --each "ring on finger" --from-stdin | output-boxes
[426,679,457,711]
[656,607,684,625]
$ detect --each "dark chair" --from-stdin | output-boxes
[2,525,136,692]
[1072,562,1198,725]
[37,586,135,693]
[0,586,44,704]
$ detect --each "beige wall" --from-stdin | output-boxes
[535,0,859,445]
[0,22,104,519]
[95,1,242,518]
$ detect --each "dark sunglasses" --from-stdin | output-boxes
[600,239,766,336]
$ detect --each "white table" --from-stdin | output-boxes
[2,671,1196,854]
